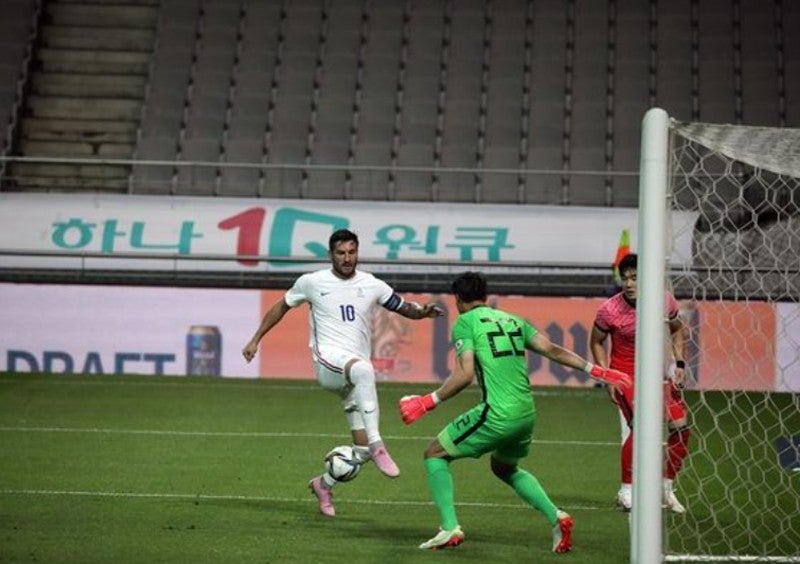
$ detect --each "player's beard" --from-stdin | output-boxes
[333,258,357,279]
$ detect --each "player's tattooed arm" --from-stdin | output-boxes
[396,301,444,319]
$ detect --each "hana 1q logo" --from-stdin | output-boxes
[218,206,517,267]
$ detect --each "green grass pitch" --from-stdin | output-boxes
[0,374,796,563]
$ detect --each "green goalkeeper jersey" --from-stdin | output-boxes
[451,304,537,420]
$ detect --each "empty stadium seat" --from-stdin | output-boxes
[350,142,391,200]
[482,145,521,203]
[175,137,221,196]
[220,137,263,197]
[437,143,478,202]
[114,0,800,204]
[394,142,435,201]
[784,0,800,127]
[265,139,305,198]
[526,145,565,205]
[131,135,177,193]
[307,140,349,199]
[739,3,779,126]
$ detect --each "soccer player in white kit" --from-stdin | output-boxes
[242,228,443,517]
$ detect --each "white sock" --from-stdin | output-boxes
[352,444,371,463]
[348,361,381,444]
[322,473,336,488]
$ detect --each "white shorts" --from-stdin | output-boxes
[312,347,365,398]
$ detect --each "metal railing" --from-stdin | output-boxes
[0,248,619,296]
[0,154,641,203]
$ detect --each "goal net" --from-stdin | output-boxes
[639,110,800,562]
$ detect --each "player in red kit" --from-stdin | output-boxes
[590,253,690,513]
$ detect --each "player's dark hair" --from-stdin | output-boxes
[451,271,488,302]
[618,253,638,275]
[329,229,358,252]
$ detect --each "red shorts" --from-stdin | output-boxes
[613,379,687,427]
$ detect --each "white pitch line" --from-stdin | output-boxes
[666,556,800,563]
[0,377,604,398]
[0,426,618,446]
[0,488,610,512]
[0,378,320,391]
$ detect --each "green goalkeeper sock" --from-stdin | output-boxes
[507,468,559,525]
[424,457,459,530]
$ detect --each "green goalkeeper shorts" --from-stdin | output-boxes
[437,403,536,464]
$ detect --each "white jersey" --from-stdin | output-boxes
[284,269,404,363]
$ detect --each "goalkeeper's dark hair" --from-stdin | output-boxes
[618,253,638,275]
[451,271,488,302]
[329,228,359,252]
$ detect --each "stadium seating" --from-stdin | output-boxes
[0,0,38,157]
[1,0,798,203]
[786,1,800,127]
[9,0,157,191]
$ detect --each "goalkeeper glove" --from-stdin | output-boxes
[399,393,439,425]
[587,364,633,392]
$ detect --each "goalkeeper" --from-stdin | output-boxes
[399,271,632,553]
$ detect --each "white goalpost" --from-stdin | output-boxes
[635,108,800,563]
[633,107,670,564]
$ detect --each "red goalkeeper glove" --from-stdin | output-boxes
[399,393,439,425]
[588,364,633,392]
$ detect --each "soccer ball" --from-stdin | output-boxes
[324,445,362,482]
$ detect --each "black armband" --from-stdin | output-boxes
[675,360,685,369]
[382,293,403,312]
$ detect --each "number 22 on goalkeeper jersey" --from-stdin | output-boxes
[452,305,536,421]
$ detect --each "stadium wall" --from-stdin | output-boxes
[0,282,789,392]
[0,192,695,271]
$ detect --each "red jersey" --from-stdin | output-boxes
[593,291,680,377]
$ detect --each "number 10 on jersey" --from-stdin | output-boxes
[339,304,356,321]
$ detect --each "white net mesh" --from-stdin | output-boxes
[665,120,800,561]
